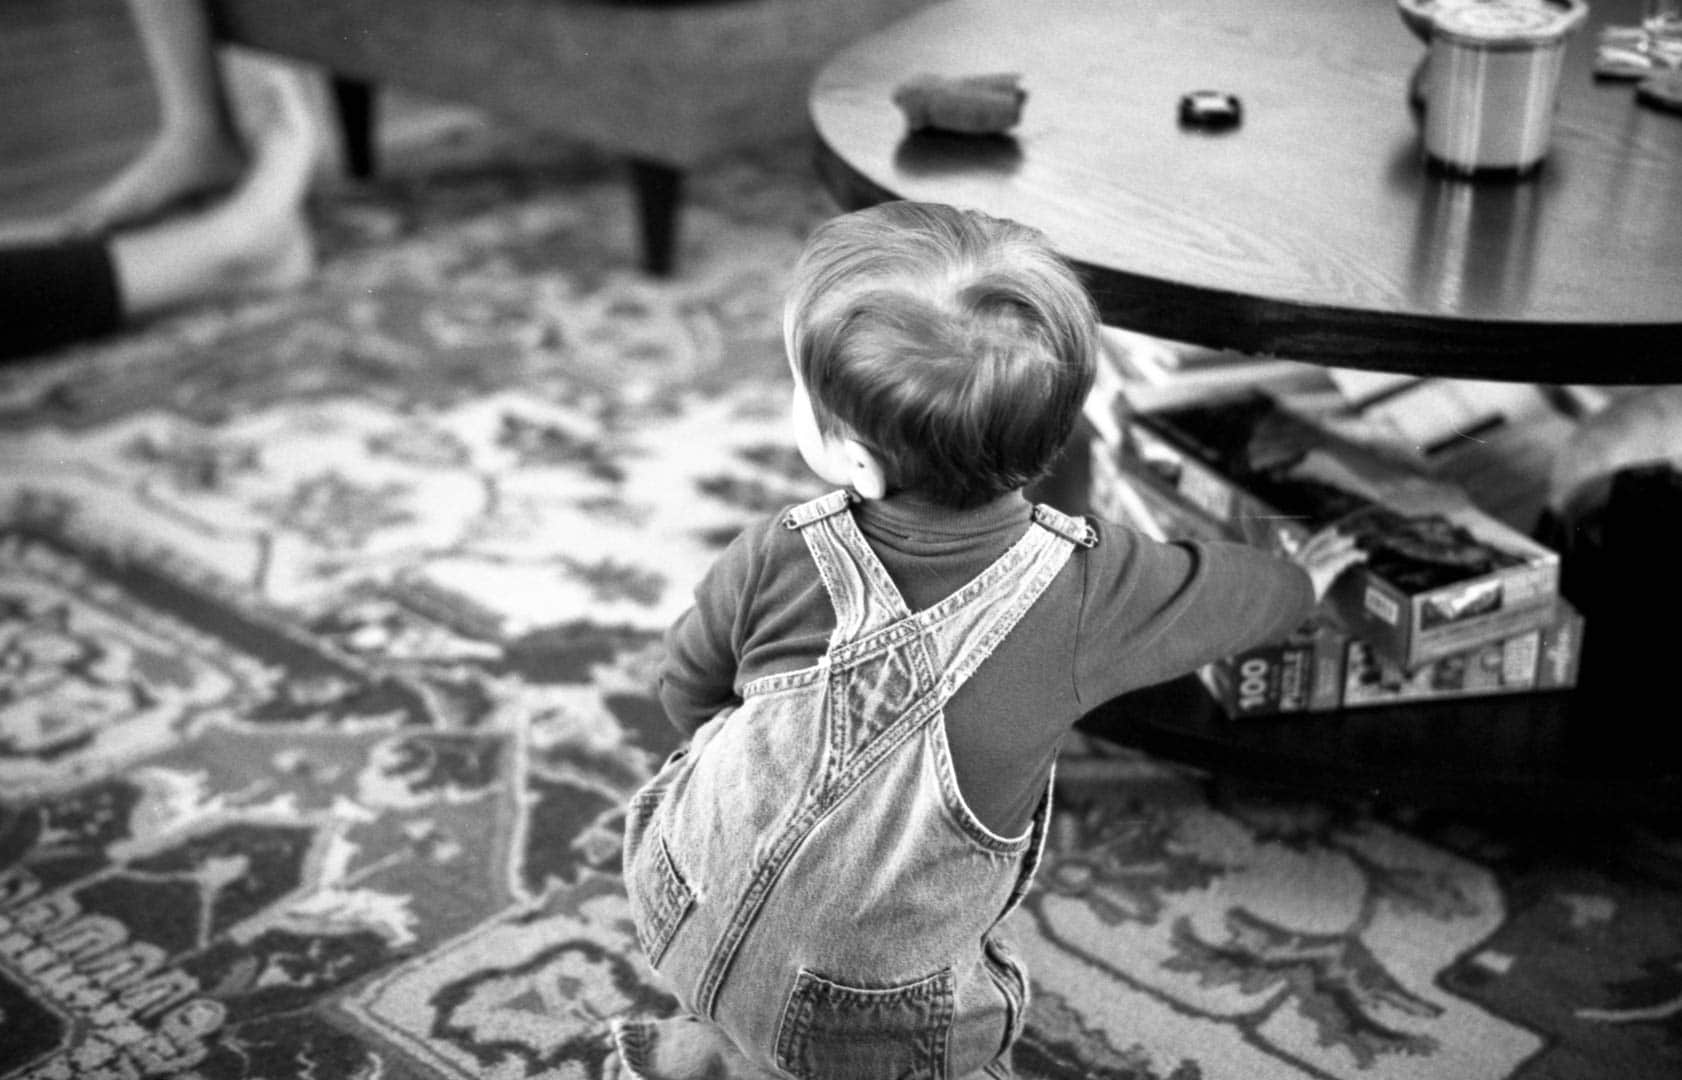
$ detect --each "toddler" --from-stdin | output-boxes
[615,201,1361,1080]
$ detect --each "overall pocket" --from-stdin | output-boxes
[774,966,955,1080]
[625,829,693,970]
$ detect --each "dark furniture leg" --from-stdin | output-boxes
[630,159,683,277]
[329,75,377,179]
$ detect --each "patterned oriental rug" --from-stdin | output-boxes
[2,121,1680,1080]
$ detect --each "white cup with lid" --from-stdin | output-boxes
[1422,0,1588,177]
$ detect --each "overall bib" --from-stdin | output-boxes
[618,490,1094,1080]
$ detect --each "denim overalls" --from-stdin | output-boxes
[618,490,1095,1080]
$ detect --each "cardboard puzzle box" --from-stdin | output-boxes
[1090,445,1583,718]
[1115,391,1562,669]
[1200,603,1584,718]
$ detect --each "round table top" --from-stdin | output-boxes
[810,0,1682,382]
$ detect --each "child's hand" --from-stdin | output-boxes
[1289,527,1367,601]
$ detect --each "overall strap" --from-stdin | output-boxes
[781,490,913,645]
[906,504,1092,706]
[1030,502,1099,550]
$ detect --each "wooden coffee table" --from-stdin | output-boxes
[810,0,1681,383]
[810,0,1682,815]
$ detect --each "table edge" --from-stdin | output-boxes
[813,141,1681,384]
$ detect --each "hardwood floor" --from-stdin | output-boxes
[0,0,158,222]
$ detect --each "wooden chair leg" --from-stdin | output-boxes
[630,159,683,276]
[329,74,377,179]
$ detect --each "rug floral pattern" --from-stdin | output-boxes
[2,126,1679,1080]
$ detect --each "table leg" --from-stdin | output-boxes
[630,158,683,277]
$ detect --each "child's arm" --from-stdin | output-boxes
[658,603,740,737]
[656,523,765,735]
[1073,521,1323,702]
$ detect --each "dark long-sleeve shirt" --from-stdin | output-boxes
[659,489,1314,837]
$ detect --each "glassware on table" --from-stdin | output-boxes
[1419,0,1588,178]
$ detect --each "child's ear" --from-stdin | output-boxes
[842,438,887,500]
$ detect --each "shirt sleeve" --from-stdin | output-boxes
[656,520,765,735]
[1073,517,1316,704]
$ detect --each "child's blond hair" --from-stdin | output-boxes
[785,201,1098,507]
